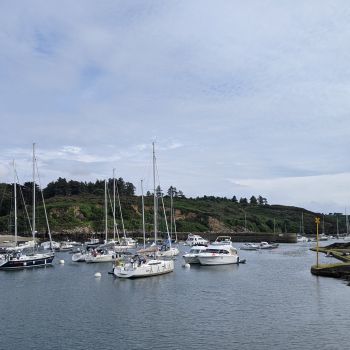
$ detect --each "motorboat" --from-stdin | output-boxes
[297,235,308,243]
[183,245,207,264]
[114,254,174,278]
[120,237,137,248]
[197,244,239,265]
[258,242,279,249]
[319,234,329,241]
[185,234,208,246]
[240,243,259,250]
[211,236,232,245]
[59,241,74,251]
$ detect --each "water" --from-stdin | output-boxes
[1,242,349,350]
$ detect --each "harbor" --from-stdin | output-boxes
[0,240,348,350]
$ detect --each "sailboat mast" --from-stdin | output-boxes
[322,214,325,234]
[141,179,146,249]
[170,189,173,239]
[32,143,36,250]
[13,160,17,246]
[105,179,108,243]
[336,216,339,236]
[113,169,116,242]
[153,142,157,244]
[301,212,304,234]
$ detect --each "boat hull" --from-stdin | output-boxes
[198,254,239,266]
[0,254,54,269]
[183,255,200,264]
[85,254,116,263]
[114,260,174,278]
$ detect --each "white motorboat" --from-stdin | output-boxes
[114,255,174,278]
[297,235,308,243]
[258,242,279,249]
[319,234,329,241]
[185,234,208,246]
[59,241,74,251]
[211,236,232,245]
[240,243,259,250]
[197,244,239,265]
[119,237,137,248]
[183,245,207,264]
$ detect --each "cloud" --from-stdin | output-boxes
[0,1,350,213]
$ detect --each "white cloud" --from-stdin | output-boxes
[1,1,350,213]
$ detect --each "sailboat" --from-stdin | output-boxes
[297,212,308,243]
[113,143,174,278]
[85,180,118,263]
[0,144,54,270]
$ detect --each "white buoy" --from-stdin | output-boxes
[94,272,102,278]
[59,259,65,264]
[182,263,190,268]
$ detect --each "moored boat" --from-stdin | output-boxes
[185,234,208,246]
[197,244,239,265]
[258,241,279,249]
[240,243,259,250]
[183,245,207,264]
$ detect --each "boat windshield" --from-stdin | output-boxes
[204,249,229,254]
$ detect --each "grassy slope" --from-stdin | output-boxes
[0,194,342,236]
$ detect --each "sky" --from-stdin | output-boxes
[1,0,350,214]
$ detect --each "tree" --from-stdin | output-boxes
[167,186,178,197]
[258,195,268,205]
[177,190,186,198]
[231,195,238,203]
[250,196,257,205]
[239,197,248,204]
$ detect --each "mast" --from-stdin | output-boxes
[141,179,146,249]
[336,216,339,236]
[32,143,36,251]
[322,214,325,235]
[301,212,304,234]
[346,208,349,236]
[153,142,157,244]
[13,160,17,246]
[105,179,108,243]
[113,169,116,242]
[170,189,173,240]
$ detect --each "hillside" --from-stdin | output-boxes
[0,191,344,239]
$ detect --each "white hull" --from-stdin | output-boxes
[183,255,200,264]
[85,253,116,263]
[157,247,179,257]
[198,254,239,265]
[114,259,174,278]
[71,252,87,262]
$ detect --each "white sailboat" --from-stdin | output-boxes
[114,143,174,278]
[0,144,54,270]
[85,180,117,263]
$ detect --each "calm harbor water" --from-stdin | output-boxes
[1,241,349,350]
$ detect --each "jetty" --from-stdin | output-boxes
[310,242,350,280]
